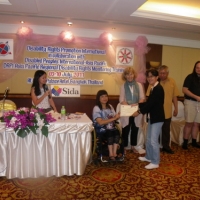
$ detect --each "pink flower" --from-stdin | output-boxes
[2,107,56,138]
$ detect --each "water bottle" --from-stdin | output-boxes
[61,106,66,120]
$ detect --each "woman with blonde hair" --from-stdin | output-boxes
[119,67,145,154]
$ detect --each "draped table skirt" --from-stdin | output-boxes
[0,114,93,179]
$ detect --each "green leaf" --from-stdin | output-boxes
[29,126,37,134]
[17,129,29,138]
[41,126,48,137]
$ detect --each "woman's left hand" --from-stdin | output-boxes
[132,111,139,117]
[131,103,138,107]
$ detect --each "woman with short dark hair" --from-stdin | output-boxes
[133,68,165,169]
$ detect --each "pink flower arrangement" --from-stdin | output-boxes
[2,107,56,138]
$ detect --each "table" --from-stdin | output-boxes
[0,114,93,179]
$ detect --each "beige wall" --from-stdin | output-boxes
[162,46,200,96]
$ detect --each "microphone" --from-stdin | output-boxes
[4,87,9,99]
[44,84,51,99]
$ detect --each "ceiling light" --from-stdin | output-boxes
[20,21,24,24]
[137,2,200,19]
[59,31,74,43]
[67,22,73,26]
[0,0,11,5]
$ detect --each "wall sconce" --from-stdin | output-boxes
[17,27,33,39]
[59,31,74,43]
[99,32,113,45]
[150,61,160,68]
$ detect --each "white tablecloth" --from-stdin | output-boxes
[170,119,199,145]
[0,114,93,179]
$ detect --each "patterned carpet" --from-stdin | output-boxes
[0,143,200,200]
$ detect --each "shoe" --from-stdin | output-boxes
[138,149,146,154]
[145,163,159,169]
[124,149,127,155]
[138,157,151,162]
[115,156,123,161]
[162,148,174,154]
[182,144,188,150]
[192,143,200,148]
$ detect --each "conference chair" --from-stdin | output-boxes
[170,101,186,145]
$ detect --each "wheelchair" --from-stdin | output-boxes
[92,123,125,164]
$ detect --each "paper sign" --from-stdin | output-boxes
[120,105,138,117]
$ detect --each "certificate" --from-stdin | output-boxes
[120,105,138,117]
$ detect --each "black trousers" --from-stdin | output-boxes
[161,118,171,150]
[122,116,138,147]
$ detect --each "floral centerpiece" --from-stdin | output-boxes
[1,107,56,138]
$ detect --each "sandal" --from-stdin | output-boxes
[109,156,115,161]
[131,147,138,153]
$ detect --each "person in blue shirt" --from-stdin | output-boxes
[93,90,121,161]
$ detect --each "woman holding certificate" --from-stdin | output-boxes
[133,68,165,170]
[93,90,122,161]
[119,67,146,154]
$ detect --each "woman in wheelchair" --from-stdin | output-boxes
[93,90,122,161]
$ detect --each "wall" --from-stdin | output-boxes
[162,46,200,95]
[1,23,200,117]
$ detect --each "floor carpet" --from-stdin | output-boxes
[0,143,200,200]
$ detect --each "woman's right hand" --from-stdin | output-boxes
[114,113,120,120]
[45,90,50,97]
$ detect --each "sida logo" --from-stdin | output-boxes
[50,85,80,97]
[0,41,11,56]
[62,87,79,95]
[51,86,62,96]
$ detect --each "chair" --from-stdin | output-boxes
[170,101,185,145]
[170,101,200,145]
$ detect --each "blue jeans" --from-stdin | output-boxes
[145,121,163,165]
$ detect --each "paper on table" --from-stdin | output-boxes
[120,105,138,117]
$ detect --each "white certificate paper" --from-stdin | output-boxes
[120,105,138,117]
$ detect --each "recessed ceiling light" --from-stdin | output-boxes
[67,22,73,26]
[0,0,11,5]
[20,21,24,24]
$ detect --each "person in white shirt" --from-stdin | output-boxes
[31,70,57,113]
[119,67,146,154]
